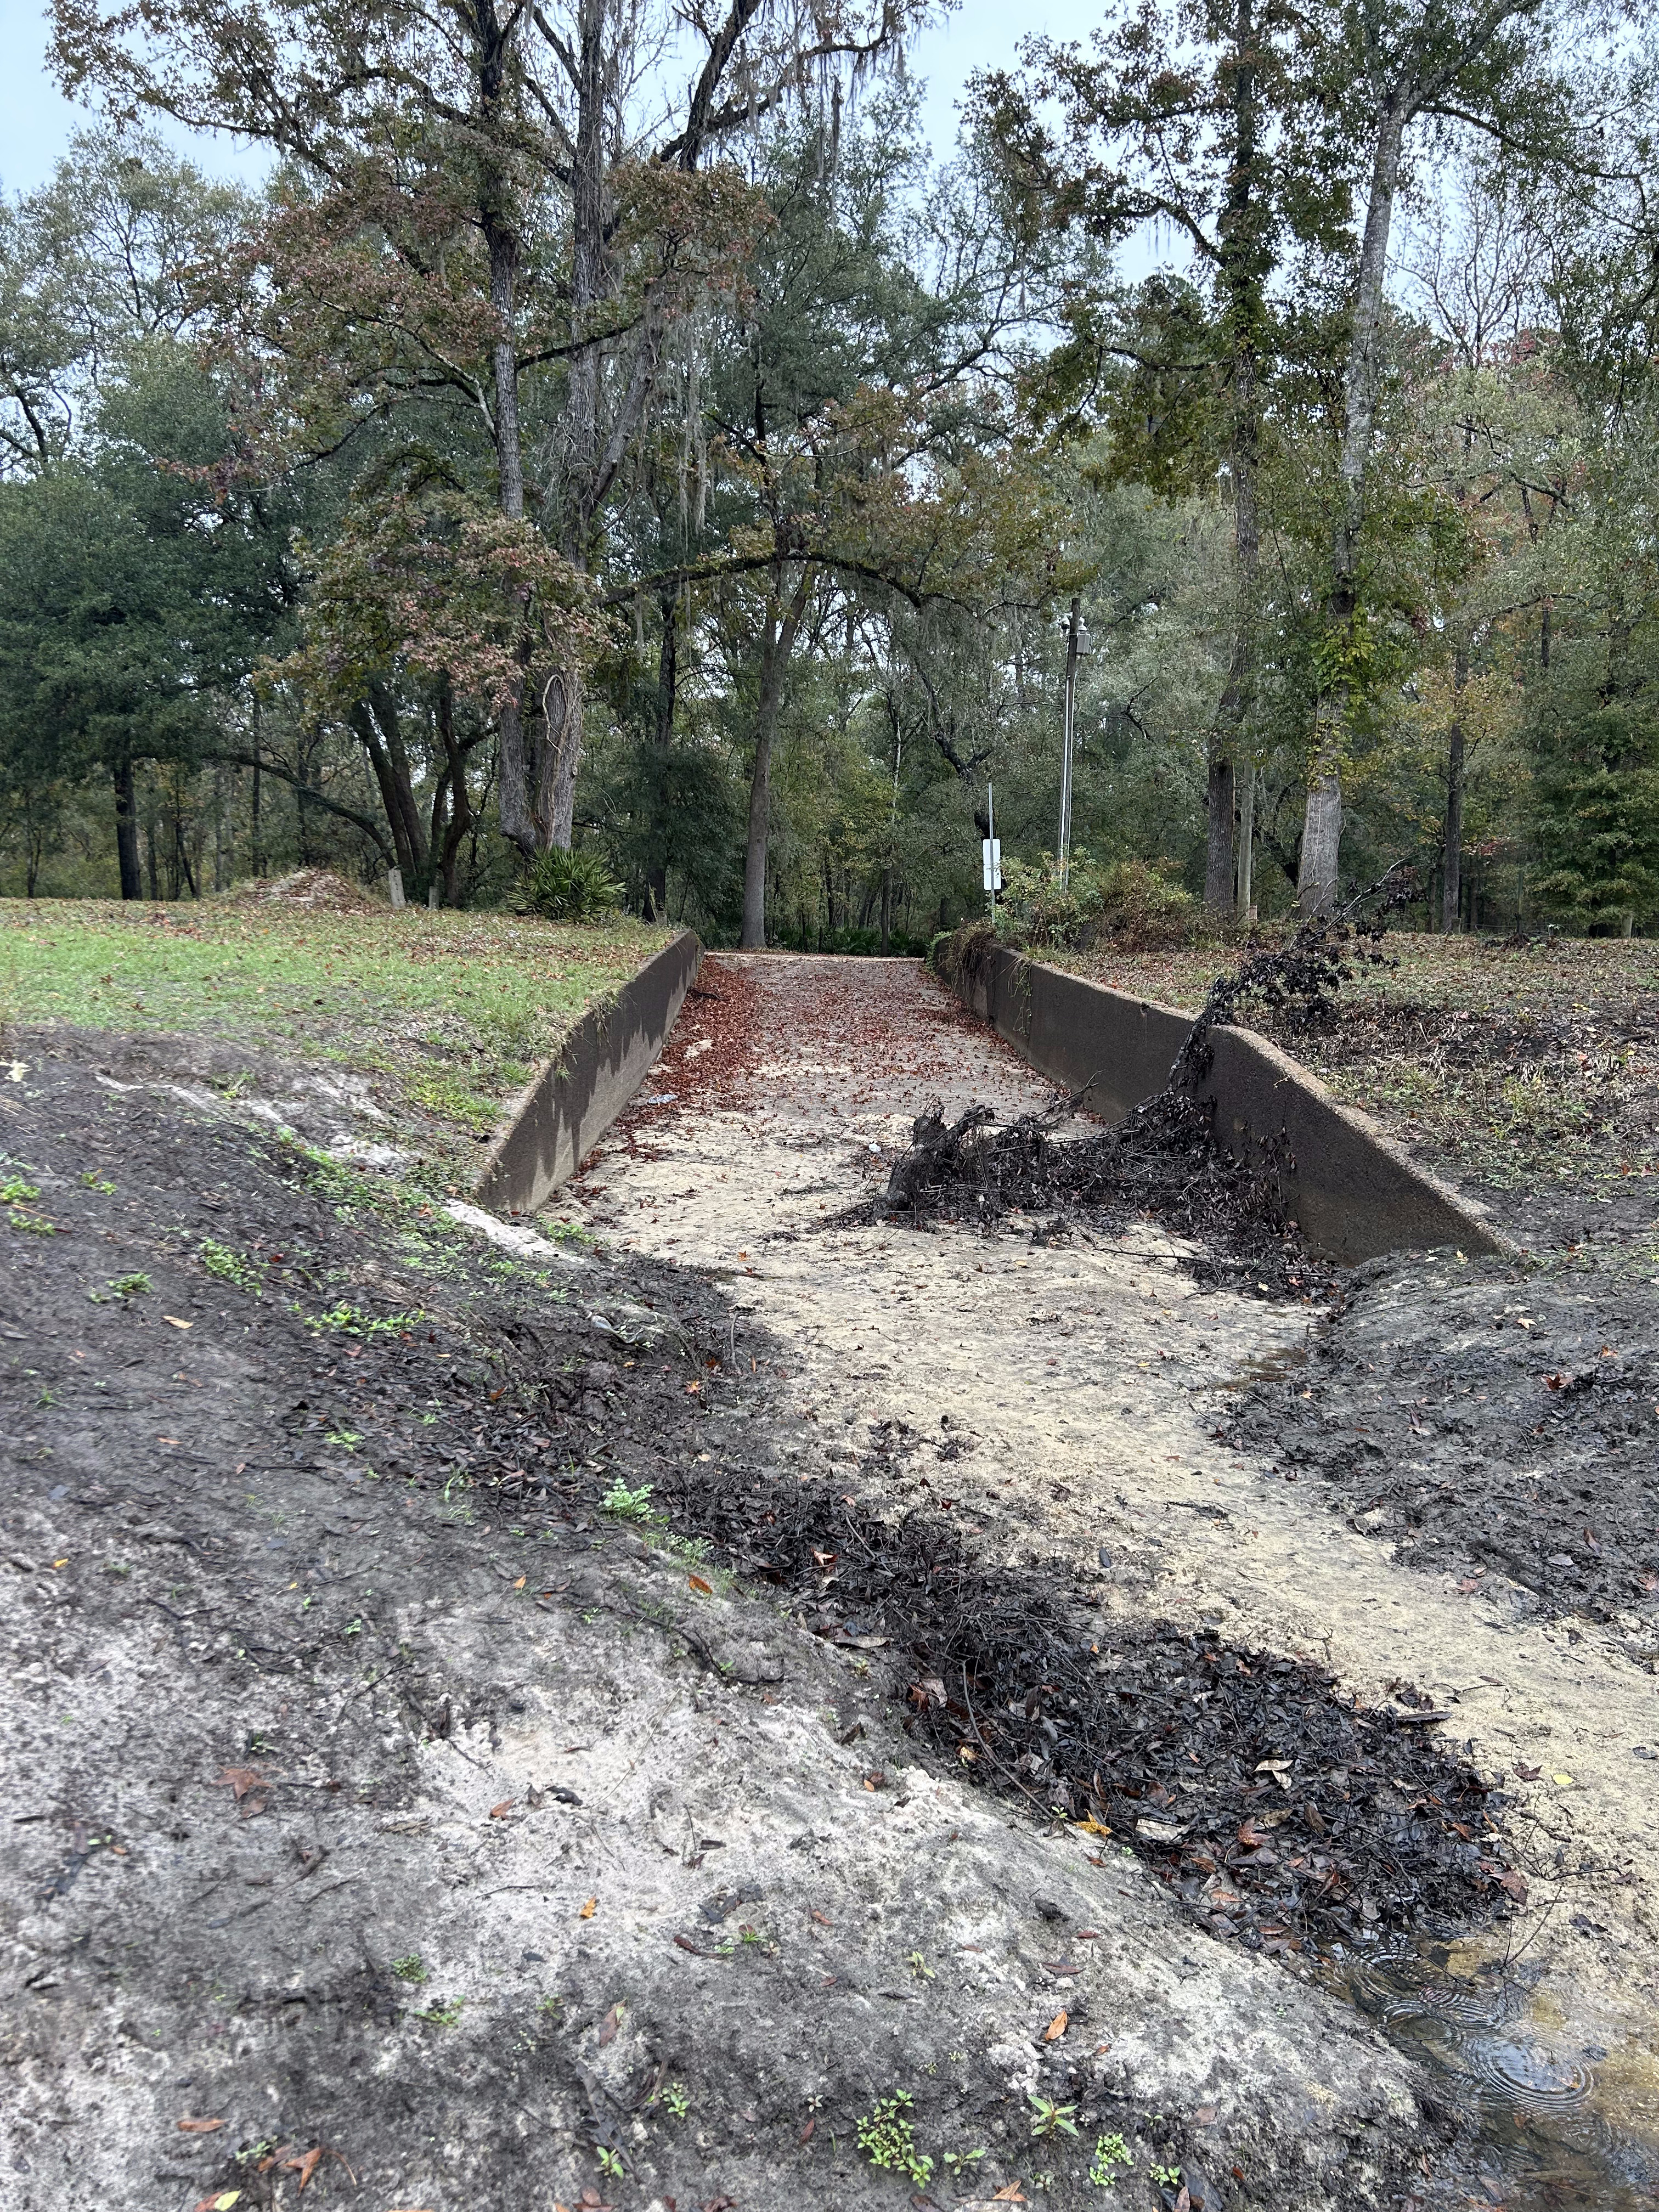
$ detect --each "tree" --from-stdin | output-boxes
[978,0,1352,913]
[1293,0,1579,912]
[54,0,926,865]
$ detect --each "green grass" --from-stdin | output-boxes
[0,895,670,1153]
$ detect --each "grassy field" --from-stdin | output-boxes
[0,887,672,1150]
[1060,932,1659,1217]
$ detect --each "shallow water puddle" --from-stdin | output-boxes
[1330,1937,1659,2207]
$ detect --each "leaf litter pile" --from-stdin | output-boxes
[658,1461,1527,1961]
[873,904,1406,1296]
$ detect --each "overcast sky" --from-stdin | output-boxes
[0,0,1107,196]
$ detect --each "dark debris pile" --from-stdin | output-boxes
[658,1464,1522,1956]
[874,1090,1330,1299]
[884,899,1413,1295]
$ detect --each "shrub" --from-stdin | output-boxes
[518,845,624,923]
[1093,856,1199,950]
[997,851,1198,952]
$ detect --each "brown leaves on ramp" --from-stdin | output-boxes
[176,2117,224,2134]
[1043,2010,1068,2041]
[217,1765,269,1817]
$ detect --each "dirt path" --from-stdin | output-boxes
[572,953,1659,2192]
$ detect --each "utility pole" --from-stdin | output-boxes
[1058,596,1081,889]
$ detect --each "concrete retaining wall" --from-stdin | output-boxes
[945,939,1508,1263]
[474,928,701,1218]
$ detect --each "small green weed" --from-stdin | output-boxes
[856,2091,933,2186]
[305,1300,420,1336]
[1088,2132,1135,2187]
[596,2147,625,2180]
[81,1171,116,1193]
[414,1995,464,2026]
[658,2080,690,2119]
[1,1175,40,1203]
[199,1237,262,1292]
[907,1950,935,1980]
[106,1272,151,1299]
[1028,2095,1080,2141]
[325,1429,364,1450]
[8,1206,54,1235]
[601,1478,655,1522]
[942,2146,986,2176]
[1150,2163,1182,2189]
[390,1955,427,1984]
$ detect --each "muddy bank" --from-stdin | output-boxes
[1222,1250,1659,1635]
[1,1024,1458,2212]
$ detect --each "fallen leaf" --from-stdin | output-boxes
[1551,1773,1575,1787]
[177,2117,225,2134]
[1499,1870,1530,1902]
[799,2116,815,2142]
[992,2188,1028,2203]
[810,1909,833,1927]
[597,2004,622,2047]
[512,1575,526,1590]
[281,2146,324,2191]
[1043,2009,1068,2041]
[687,1575,713,1595]
[163,1315,193,1329]
[489,1800,515,1820]
[579,1895,597,1918]
[217,1767,265,1802]
[1516,1763,1542,1781]
[191,2195,241,2212]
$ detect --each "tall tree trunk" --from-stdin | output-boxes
[479,0,536,855]
[432,673,474,906]
[1442,646,1467,932]
[644,586,680,918]
[741,567,812,950]
[350,687,430,887]
[250,699,264,877]
[1299,86,1410,914]
[1207,0,1264,914]
[113,754,142,901]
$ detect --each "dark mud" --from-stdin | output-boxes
[1221,1251,1659,1632]
[659,1454,1524,1959]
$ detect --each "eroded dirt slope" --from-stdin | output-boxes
[1,1024,1446,2212]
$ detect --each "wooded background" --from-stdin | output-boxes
[3,0,1656,945]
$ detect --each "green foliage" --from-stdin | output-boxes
[1530,704,1659,933]
[390,1954,427,1983]
[199,1237,262,1292]
[601,1479,655,1522]
[856,2092,933,2186]
[518,846,625,923]
[1027,2094,1080,2141]
[1000,853,1199,952]
[1088,2132,1135,2187]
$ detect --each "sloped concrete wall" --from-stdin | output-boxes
[474,928,701,1218]
[947,940,1508,1263]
